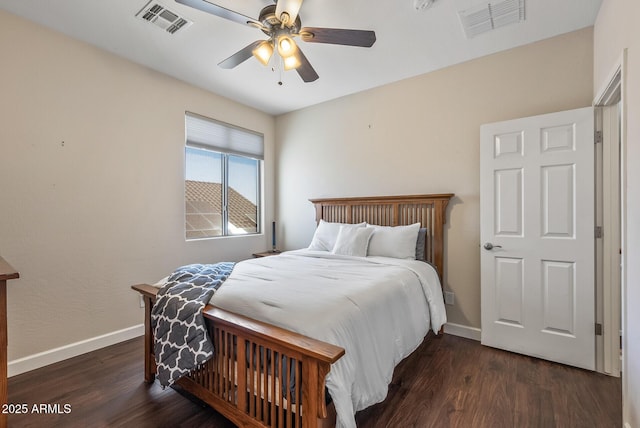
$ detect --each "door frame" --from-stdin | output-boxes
[595,102,621,377]
[593,50,627,381]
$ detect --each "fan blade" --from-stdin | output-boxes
[300,27,376,47]
[218,40,263,69]
[275,0,303,25]
[175,0,260,27]
[294,47,319,82]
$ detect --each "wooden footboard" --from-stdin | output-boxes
[132,284,344,428]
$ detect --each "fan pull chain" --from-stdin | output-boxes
[273,54,283,86]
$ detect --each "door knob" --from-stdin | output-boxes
[483,242,502,250]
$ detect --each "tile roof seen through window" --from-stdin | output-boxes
[185,180,257,239]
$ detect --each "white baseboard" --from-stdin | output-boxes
[8,324,144,377]
[443,322,481,341]
[624,423,632,428]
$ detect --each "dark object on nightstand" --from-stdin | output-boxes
[252,250,281,258]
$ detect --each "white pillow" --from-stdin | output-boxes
[332,226,375,257]
[308,220,366,251]
[367,223,421,259]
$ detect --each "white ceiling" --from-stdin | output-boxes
[0,0,601,115]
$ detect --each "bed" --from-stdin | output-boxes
[132,193,453,428]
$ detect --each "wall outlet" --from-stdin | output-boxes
[139,295,145,308]
[444,291,455,305]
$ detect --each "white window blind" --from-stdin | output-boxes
[185,112,264,160]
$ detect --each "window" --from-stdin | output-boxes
[184,113,263,240]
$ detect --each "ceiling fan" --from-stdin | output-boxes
[175,0,377,82]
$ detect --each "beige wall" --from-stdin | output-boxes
[0,10,275,362]
[594,1,640,426]
[275,28,593,330]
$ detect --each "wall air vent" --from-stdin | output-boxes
[458,0,525,39]
[136,1,192,35]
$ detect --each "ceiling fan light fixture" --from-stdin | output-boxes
[283,54,301,70]
[277,36,297,57]
[252,40,274,66]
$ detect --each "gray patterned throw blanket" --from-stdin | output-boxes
[151,262,235,387]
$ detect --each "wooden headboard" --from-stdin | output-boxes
[309,194,454,282]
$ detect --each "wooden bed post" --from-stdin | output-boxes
[0,257,19,428]
[432,197,451,284]
[132,284,158,383]
[142,295,155,383]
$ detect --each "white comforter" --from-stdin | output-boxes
[208,249,447,428]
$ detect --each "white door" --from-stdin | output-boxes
[480,107,595,370]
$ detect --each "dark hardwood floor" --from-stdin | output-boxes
[356,335,621,428]
[7,334,620,427]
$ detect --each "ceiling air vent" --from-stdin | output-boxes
[458,0,525,39]
[136,1,192,35]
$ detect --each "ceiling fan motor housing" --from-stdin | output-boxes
[258,4,301,35]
